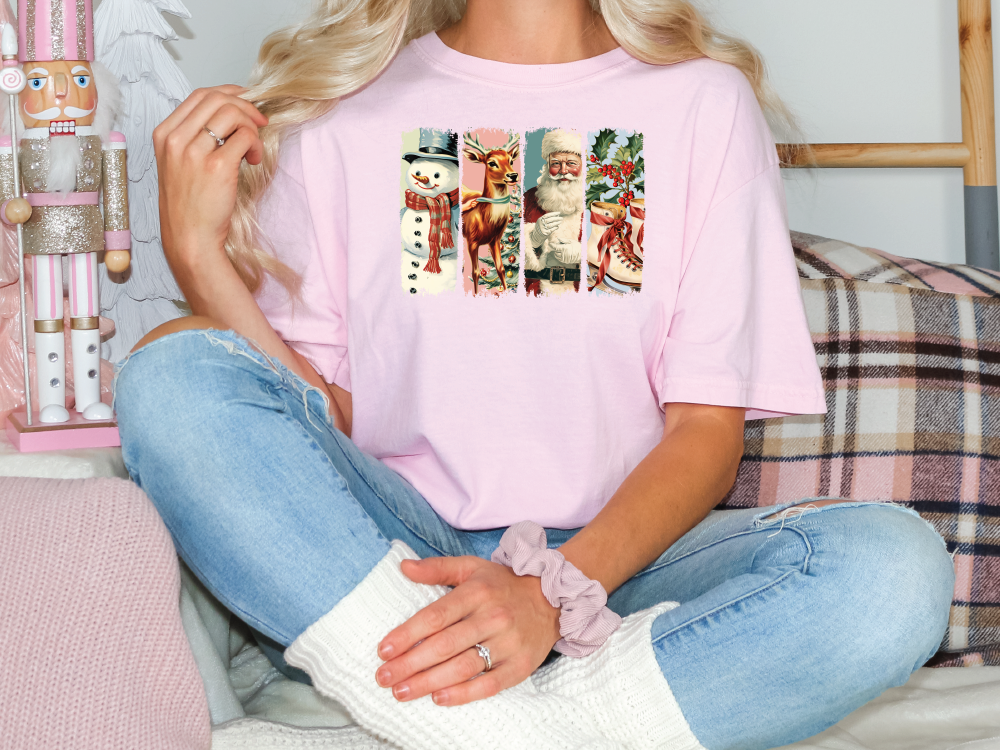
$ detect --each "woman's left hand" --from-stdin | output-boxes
[375,556,561,706]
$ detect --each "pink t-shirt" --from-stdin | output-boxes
[256,33,826,531]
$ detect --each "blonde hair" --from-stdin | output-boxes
[230,0,795,294]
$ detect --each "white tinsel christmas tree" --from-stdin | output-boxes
[95,0,191,361]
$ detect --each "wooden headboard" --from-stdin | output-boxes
[777,0,998,270]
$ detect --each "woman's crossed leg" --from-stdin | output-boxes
[114,327,954,750]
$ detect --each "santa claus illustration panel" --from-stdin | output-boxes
[522,129,585,297]
[585,129,645,295]
[460,128,521,296]
[400,128,461,296]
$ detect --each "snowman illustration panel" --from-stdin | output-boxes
[460,128,522,297]
[522,129,585,297]
[585,129,645,295]
[400,128,461,296]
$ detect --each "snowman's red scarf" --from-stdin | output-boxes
[404,188,460,274]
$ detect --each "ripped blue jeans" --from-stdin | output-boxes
[113,329,955,750]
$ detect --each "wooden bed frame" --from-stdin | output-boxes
[777,0,999,270]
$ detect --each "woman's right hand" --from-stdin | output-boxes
[152,85,269,271]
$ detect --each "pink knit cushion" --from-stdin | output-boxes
[0,477,211,749]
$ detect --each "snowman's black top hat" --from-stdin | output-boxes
[403,128,459,164]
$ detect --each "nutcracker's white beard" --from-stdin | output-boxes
[536,168,584,216]
[46,135,82,195]
[44,62,121,195]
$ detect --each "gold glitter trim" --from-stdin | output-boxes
[19,139,49,193]
[23,205,104,255]
[102,148,129,232]
[70,316,98,330]
[76,135,102,191]
[77,0,87,60]
[51,0,65,61]
[34,319,64,333]
[0,153,14,203]
[19,136,102,194]
[25,0,36,61]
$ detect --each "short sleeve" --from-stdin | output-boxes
[255,133,351,390]
[656,164,826,420]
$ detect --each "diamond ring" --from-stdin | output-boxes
[204,126,226,148]
[475,643,492,672]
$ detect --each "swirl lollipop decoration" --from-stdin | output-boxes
[0,23,24,93]
[0,65,25,95]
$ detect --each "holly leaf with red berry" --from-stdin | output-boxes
[587,130,645,209]
[591,128,618,163]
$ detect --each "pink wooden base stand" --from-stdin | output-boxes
[6,410,120,452]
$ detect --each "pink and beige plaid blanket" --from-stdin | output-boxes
[721,232,1000,666]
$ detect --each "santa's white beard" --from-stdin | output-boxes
[47,136,82,194]
[536,172,583,216]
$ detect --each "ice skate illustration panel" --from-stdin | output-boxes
[585,129,645,295]
[400,128,461,296]
[522,129,584,297]
[460,128,521,297]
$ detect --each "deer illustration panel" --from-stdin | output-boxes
[585,129,646,295]
[400,128,462,296]
[522,129,586,297]
[460,129,522,296]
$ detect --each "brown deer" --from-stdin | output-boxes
[461,133,520,293]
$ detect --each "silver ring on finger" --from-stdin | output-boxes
[204,126,226,148]
[475,643,492,672]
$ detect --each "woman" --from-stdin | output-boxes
[113,1,955,748]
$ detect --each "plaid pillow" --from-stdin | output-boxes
[719,232,1000,666]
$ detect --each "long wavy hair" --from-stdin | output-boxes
[230,0,796,295]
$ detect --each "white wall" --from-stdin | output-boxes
[163,0,996,265]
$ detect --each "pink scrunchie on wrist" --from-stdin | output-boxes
[491,520,622,657]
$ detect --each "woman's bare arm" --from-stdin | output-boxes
[559,402,746,593]
[148,85,351,433]
[375,401,746,707]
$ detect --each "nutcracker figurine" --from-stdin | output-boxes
[0,0,130,428]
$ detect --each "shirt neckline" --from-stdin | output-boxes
[411,31,636,88]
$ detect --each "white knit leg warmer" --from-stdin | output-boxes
[285,541,705,750]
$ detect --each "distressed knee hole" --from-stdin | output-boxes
[758,498,854,523]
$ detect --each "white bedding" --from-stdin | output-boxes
[0,430,128,478]
[179,569,1000,750]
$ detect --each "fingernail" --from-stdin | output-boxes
[376,668,391,686]
[432,690,448,705]
[379,643,394,659]
[393,684,410,700]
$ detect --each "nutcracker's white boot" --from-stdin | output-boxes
[629,199,645,261]
[70,324,109,419]
[285,541,702,750]
[35,329,70,423]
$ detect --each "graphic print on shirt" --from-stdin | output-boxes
[460,129,522,296]
[585,129,646,295]
[522,129,585,297]
[400,128,461,296]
